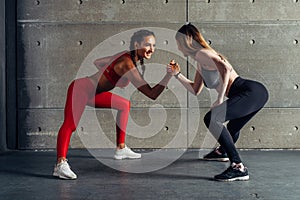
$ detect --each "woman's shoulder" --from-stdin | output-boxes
[111,51,129,59]
[194,49,219,65]
[114,52,135,70]
[196,48,217,57]
[110,51,130,63]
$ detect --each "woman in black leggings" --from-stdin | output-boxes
[169,23,268,181]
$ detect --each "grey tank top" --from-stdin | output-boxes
[202,67,220,89]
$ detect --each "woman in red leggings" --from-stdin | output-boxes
[53,30,173,179]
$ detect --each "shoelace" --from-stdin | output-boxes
[224,166,235,173]
[232,165,247,173]
[59,160,72,169]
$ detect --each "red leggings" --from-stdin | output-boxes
[56,77,130,158]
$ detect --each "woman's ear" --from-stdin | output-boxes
[134,41,139,49]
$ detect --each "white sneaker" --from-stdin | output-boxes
[53,160,77,180]
[114,145,141,160]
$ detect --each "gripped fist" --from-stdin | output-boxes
[167,59,180,76]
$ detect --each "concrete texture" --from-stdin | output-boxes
[17,107,300,149]
[190,108,300,149]
[18,108,188,149]
[189,0,300,21]
[12,0,300,150]
[0,149,300,200]
[17,0,186,23]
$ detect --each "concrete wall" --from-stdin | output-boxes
[16,0,300,150]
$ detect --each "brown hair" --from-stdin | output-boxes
[175,23,225,60]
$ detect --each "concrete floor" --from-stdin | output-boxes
[0,149,300,200]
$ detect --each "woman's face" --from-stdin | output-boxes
[135,35,156,60]
[176,40,189,57]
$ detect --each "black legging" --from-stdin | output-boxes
[204,77,269,164]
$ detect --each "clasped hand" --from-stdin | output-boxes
[166,60,180,76]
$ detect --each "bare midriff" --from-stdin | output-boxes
[88,71,115,93]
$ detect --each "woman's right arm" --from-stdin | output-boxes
[124,61,172,100]
[173,63,204,96]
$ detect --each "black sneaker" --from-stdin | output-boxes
[203,148,229,162]
[214,166,249,182]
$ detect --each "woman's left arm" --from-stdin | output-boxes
[211,54,232,107]
[195,50,232,107]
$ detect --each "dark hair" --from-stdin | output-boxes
[129,30,155,77]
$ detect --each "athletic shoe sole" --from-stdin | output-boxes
[215,175,249,182]
[114,155,141,160]
[202,157,230,162]
[53,171,77,180]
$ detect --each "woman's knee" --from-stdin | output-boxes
[204,110,225,127]
[203,111,211,128]
[118,98,130,111]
